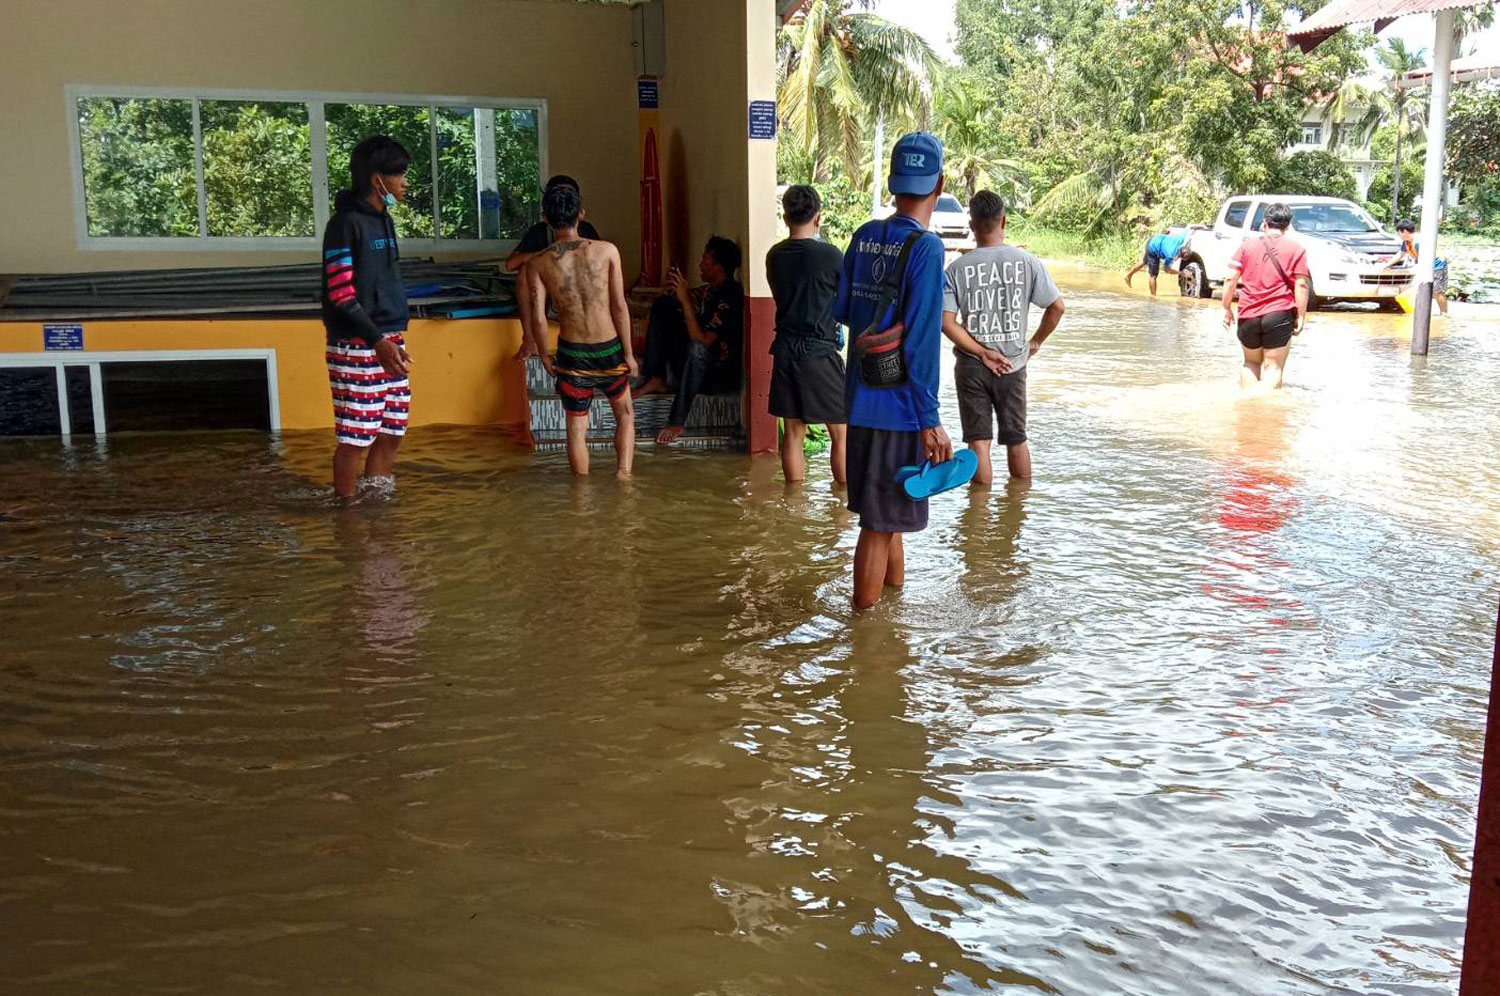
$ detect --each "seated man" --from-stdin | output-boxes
[521,184,637,477]
[633,236,744,444]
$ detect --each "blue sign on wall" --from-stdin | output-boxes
[638,79,659,109]
[748,100,777,140]
[480,190,501,209]
[43,324,83,351]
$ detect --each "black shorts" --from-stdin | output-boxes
[769,352,847,424]
[1143,250,1163,278]
[955,355,1026,446]
[846,426,927,534]
[1237,310,1296,351]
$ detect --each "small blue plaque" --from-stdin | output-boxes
[748,100,777,140]
[480,190,501,209]
[638,79,659,109]
[43,324,83,351]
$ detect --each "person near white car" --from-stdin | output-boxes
[1220,202,1309,393]
[1124,228,1189,296]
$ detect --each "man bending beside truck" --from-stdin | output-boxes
[1125,228,1188,296]
[1221,202,1308,393]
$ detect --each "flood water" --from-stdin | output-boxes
[2,276,1498,995]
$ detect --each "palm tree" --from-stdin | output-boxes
[932,78,1029,205]
[777,0,940,181]
[1327,38,1429,220]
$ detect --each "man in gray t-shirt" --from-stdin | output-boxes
[941,191,1066,483]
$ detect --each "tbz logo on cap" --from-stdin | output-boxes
[902,153,926,168]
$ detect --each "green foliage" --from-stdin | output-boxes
[325,103,434,239]
[201,101,314,237]
[1446,82,1500,191]
[777,0,940,179]
[78,97,197,237]
[1365,157,1424,222]
[1270,151,1358,200]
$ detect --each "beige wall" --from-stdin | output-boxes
[0,0,640,275]
[657,0,773,290]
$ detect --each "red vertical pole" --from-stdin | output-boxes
[745,295,777,454]
[1461,599,1500,995]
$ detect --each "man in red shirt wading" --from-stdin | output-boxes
[1220,202,1309,392]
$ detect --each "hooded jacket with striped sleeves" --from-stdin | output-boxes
[320,189,408,346]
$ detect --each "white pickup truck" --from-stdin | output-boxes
[1176,195,1412,308]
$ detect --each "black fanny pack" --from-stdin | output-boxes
[851,229,923,388]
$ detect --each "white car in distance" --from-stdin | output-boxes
[876,193,972,246]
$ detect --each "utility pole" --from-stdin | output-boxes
[1411,9,1454,356]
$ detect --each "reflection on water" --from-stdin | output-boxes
[1,283,1496,995]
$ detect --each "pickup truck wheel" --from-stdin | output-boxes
[1178,259,1211,299]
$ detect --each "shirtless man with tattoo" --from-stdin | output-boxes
[521,183,638,476]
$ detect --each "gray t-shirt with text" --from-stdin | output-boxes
[942,244,1060,372]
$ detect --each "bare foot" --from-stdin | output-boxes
[632,377,669,397]
[656,424,685,444]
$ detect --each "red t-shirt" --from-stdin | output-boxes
[1229,234,1308,320]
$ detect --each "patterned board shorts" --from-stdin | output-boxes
[327,334,411,447]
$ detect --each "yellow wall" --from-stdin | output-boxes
[0,319,534,431]
[0,0,640,276]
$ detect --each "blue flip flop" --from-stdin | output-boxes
[896,450,979,500]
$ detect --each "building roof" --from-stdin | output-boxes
[1286,0,1491,51]
[1404,54,1500,84]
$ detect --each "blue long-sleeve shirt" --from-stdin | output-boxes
[834,215,946,431]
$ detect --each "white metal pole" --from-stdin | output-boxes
[872,111,884,215]
[1412,7,1454,356]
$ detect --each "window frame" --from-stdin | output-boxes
[65,85,549,253]
[0,349,281,435]
[1299,122,1322,146]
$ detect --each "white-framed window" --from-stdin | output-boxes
[0,349,281,435]
[65,86,548,252]
[1300,122,1322,146]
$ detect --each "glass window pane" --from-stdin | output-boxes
[493,109,541,240]
[65,366,95,435]
[437,107,540,240]
[0,369,63,436]
[77,97,196,237]
[325,104,433,240]
[201,100,313,237]
[101,360,270,432]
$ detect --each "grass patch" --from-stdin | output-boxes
[1005,220,1140,270]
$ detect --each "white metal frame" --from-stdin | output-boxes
[64,84,549,253]
[0,349,281,435]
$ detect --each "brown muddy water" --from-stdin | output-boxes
[2,279,1498,995]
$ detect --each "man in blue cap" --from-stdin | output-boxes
[834,131,954,610]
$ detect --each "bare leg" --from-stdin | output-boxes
[1260,345,1290,390]
[853,528,894,609]
[333,443,367,498]
[885,533,905,588]
[564,415,590,475]
[969,439,994,487]
[1007,441,1032,479]
[1148,274,1159,296]
[781,419,808,482]
[608,392,634,477]
[1436,290,1449,316]
[828,423,848,485]
[1240,346,1264,391]
[363,433,401,480]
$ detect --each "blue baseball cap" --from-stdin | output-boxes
[888,132,944,196]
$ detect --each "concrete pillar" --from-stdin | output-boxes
[657,0,778,454]
[743,0,779,454]
[1461,600,1500,995]
[1411,8,1454,356]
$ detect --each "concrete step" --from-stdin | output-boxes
[525,357,742,451]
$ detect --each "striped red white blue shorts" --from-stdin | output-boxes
[327,334,410,447]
